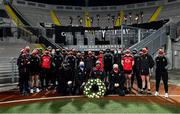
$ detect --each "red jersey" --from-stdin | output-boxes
[98,54,104,69]
[122,55,134,71]
[41,55,51,69]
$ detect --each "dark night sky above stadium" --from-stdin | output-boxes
[26,0,159,6]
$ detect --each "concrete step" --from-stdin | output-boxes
[0,67,12,70]
[0,83,18,88]
[0,77,19,84]
[0,72,18,77]
[0,71,18,76]
[0,84,18,92]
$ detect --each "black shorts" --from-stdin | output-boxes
[140,69,149,75]
[30,68,39,75]
[124,70,132,75]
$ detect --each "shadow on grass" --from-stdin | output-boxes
[49,99,71,113]
[71,98,86,111]
[89,98,110,109]
[71,97,110,112]
[106,96,180,113]
[156,96,180,113]
[0,96,180,113]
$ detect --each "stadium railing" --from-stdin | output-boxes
[0,57,18,90]
[130,21,171,55]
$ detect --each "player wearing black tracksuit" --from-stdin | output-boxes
[74,62,87,95]
[114,49,123,71]
[155,49,169,97]
[109,64,125,96]
[90,61,104,80]
[17,53,30,96]
[76,52,85,69]
[66,52,76,71]
[57,61,71,95]
[65,52,76,95]
[53,49,64,88]
[85,51,96,79]
[131,50,142,93]
[103,49,114,81]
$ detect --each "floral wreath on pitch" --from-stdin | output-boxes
[83,78,106,98]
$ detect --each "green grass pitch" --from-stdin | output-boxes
[0,98,179,113]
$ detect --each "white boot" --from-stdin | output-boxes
[165,93,169,98]
[30,89,34,94]
[154,91,159,96]
[36,88,40,93]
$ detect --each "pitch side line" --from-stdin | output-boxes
[108,95,180,97]
[0,95,180,105]
[0,96,84,105]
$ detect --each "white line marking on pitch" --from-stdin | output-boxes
[0,96,84,105]
[159,95,180,97]
[0,95,180,105]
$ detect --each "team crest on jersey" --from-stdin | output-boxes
[125,59,131,63]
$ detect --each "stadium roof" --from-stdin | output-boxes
[25,0,160,6]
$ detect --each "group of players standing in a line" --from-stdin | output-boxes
[17,46,169,98]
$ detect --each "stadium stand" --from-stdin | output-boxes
[0,0,180,88]
[12,3,156,27]
[148,6,163,22]
[10,0,180,28]
[50,10,61,26]
[158,2,180,20]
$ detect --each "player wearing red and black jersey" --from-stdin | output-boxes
[121,49,134,93]
[40,50,52,90]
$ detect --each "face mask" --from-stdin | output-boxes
[56,51,60,55]
[52,51,55,55]
[142,50,147,54]
[113,68,119,73]
[159,51,164,55]
[32,53,37,56]
[80,65,84,68]
[114,50,117,54]
[96,65,101,70]
[118,50,122,54]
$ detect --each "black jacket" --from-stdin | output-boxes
[110,71,125,84]
[17,55,30,73]
[140,54,154,70]
[29,54,40,70]
[85,56,96,70]
[75,67,87,85]
[133,54,141,72]
[103,53,114,69]
[53,53,64,69]
[155,56,168,72]
[90,67,104,80]
[65,55,76,70]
